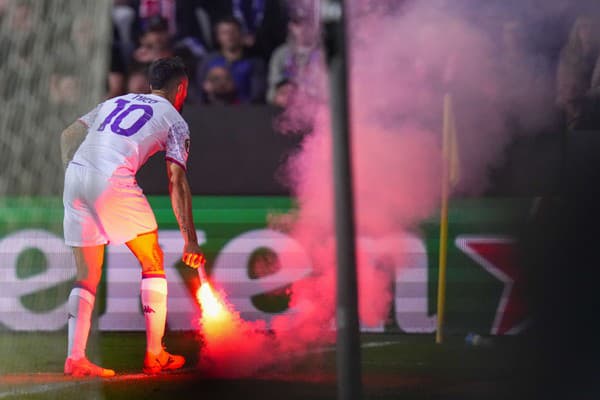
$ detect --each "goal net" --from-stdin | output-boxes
[0,0,111,196]
[0,0,111,390]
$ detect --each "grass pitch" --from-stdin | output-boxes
[0,331,530,399]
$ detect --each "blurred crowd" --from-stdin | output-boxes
[108,0,321,109]
[556,15,600,130]
[108,1,600,130]
[1,0,600,130]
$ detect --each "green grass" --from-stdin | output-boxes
[0,331,531,399]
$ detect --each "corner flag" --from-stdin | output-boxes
[436,93,461,344]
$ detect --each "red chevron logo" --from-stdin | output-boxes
[455,236,529,335]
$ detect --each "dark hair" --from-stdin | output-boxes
[146,15,169,33]
[148,57,187,90]
[216,16,243,31]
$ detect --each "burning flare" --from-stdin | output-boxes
[194,278,275,377]
[196,282,228,320]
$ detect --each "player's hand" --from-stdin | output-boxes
[182,242,205,269]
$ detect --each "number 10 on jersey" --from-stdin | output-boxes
[99,99,153,137]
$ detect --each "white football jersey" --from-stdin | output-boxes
[72,93,190,177]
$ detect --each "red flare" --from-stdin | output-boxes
[196,282,228,320]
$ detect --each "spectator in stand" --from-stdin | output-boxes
[133,16,173,64]
[127,62,151,94]
[201,0,288,62]
[138,0,176,36]
[109,26,127,98]
[202,65,239,105]
[112,0,138,67]
[174,0,212,57]
[0,0,8,24]
[108,17,172,99]
[49,71,80,106]
[271,78,295,108]
[267,7,321,104]
[49,16,93,108]
[196,16,266,103]
[557,16,600,130]
[0,1,35,69]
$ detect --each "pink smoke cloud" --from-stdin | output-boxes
[197,0,557,376]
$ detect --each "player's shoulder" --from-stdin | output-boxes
[168,117,189,137]
[162,106,188,128]
[165,109,189,138]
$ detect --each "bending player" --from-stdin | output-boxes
[60,57,206,377]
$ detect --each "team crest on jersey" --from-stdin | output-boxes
[185,138,190,154]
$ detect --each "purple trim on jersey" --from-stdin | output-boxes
[165,156,187,172]
[74,281,97,296]
[142,273,167,280]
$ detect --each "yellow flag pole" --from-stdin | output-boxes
[436,94,452,344]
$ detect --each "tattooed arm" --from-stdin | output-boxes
[167,160,205,268]
[61,103,103,168]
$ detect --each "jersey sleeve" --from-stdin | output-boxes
[77,103,103,128]
[165,120,190,171]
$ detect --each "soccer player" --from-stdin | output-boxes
[60,57,205,377]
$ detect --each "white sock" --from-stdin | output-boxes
[67,286,95,360]
[141,275,168,355]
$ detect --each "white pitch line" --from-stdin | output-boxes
[309,340,402,354]
[0,381,83,399]
[361,340,403,349]
[0,369,197,399]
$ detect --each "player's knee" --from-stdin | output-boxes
[140,244,164,272]
[76,269,102,289]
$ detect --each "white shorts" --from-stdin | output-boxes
[63,163,157,247]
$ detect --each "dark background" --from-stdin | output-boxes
[137,105,303,195]
[136,104,577,198]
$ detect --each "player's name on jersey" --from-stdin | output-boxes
[132,94,159,104]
